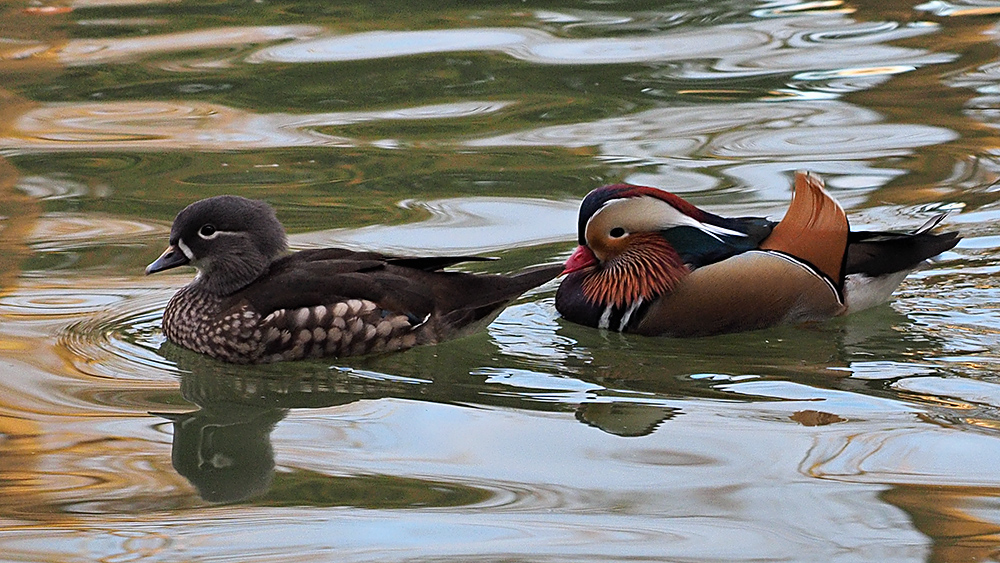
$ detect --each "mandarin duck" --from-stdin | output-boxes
[146,195,562,363]
[555,171,960,336]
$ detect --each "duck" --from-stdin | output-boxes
[555,171,961,336]
[146,195,562,363]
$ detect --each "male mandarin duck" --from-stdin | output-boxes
[146,195,562,363]
[555,171,960,336]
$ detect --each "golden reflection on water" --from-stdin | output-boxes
[0,155,36,290]
[0,151,55,526]
[2,100,511,152]
[0,25,321,66]
[884,484,1000,563]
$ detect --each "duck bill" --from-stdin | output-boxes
[562,245,598,274]
[146,244,190,274]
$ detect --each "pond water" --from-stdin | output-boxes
[2,0,1000,561]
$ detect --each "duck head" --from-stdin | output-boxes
[563,184,767,308]
[146,195,288,295]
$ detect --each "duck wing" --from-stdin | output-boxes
[660,214,775,269]
[414,263,563,330]
[241,262,430,320]
[285,248,493,272]
[241,249,561,334]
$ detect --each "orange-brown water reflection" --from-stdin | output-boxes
[884,485,1000,563]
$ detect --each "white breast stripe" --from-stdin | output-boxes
[598,306,612,330]
[413,313,431,329]
[618,298,644,331]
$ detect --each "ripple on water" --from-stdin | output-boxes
[27,213,163,251]
[53,25,323,66]
[0,279,185,413]
[466,100,955,161]
[247,26,769,65]
[489,298,588,370]
[242,15,951,104]
[47,449,194,515]
[916,0,1000,17]
[17,175,99,200]
[707,124,957,159]
[803,423,1000,487]
[0,284,127,318]
[4,100,508,153]
[45,284,181,382]
[3,513,787,562]
[788,21,929,46]
[895,257,1000,370]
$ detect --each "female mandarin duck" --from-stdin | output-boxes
[556,171,960,336]
[146,195,561,363]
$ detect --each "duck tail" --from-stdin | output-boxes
[845,216,960,277]
[504,263,565,295]
[439,263,563,332]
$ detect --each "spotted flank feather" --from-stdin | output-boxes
[259,300,419,361]
[163,291,423,363]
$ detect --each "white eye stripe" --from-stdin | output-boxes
[176,238,195,260]
[198,229,238,240]
[590,196,746,242]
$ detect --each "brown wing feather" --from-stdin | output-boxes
[759,171,848,284]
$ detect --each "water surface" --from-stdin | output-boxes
[2,0,1000,561]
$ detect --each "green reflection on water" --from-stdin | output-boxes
[10,148,603,228]
[16,55,669,116]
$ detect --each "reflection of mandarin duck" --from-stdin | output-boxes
[556,171,960,336]
[146,196,561,363]
[158,406,285,504]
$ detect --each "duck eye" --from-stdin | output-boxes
[609,227,626,238]
[198,224,217,238]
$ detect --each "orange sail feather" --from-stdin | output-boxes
[759,171,848,285]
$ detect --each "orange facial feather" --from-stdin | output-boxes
[581,233,689,307]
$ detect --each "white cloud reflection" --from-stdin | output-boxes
[247,15,951,81]
[290,197,577,255]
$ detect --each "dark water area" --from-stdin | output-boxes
[2,0,1000,561]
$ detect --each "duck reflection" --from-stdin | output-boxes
[575,401,679,437]
[155,350,424,503]
[158,405,284,504]
[157,378,501,508]
[157,336,687,502]
[156,292,957,504]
